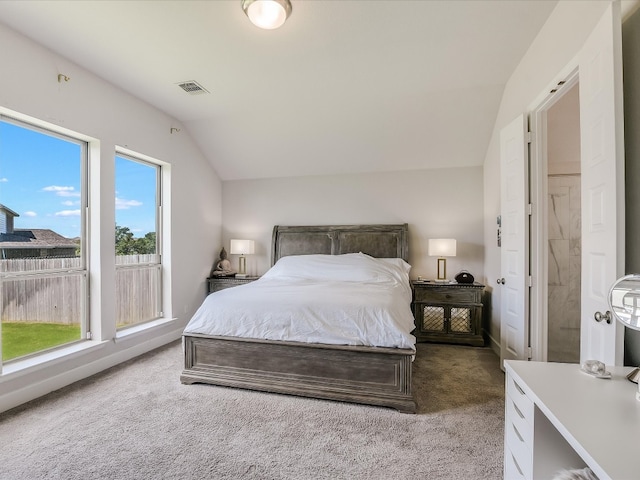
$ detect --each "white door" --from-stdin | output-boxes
[500,114,529,365]
[578,2,625,365]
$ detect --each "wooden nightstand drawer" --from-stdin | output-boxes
[413,286,479,304]
[207,276,259,294]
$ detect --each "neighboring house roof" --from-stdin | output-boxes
[0,229,77,249]
[0,204,19,217]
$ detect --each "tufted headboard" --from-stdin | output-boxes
[271,224,409,265]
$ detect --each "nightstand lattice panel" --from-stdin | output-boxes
[450,307,472,333]
[411,281,485,346]
[422,306,445,331]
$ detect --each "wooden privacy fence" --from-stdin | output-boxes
[0,255,159,326]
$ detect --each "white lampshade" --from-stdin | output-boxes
[242,0,292,30]
[428,239,457,257]
[230,239,255,255]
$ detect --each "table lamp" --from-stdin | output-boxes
[428,238,456,282]
[230,239,255,278]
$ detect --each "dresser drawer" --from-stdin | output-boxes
[506,395,533,447]
[505,415,533,472]
[504,446,531,480]
[506,374,534,423]
[413,287,479,304]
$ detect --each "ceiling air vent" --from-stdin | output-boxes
[177,80,209,95]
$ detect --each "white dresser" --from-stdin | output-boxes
[504,360,640,480]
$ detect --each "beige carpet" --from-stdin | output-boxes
[0,341,505,479]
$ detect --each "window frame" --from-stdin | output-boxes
[0,114,90,364]
[114,150,163,330]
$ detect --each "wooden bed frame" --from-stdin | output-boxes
[181,224,416,413]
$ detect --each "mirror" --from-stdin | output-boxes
[608,274,640,383]
[608,274,640,331]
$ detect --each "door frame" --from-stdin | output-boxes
[529,70,580,362]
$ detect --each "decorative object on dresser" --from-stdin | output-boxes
[230,239,255,278]
[608,273,640,388]
[412,281,484,346]
[428,238,456,281]
[207,275,259,295]
[454,270,475,284]
[210,246,235,277]
[182,223,416,413]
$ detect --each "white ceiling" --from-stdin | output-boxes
[0,0,558,181]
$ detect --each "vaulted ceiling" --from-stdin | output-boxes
[0,0,558,180]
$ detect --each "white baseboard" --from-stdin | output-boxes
[487,333,500,358]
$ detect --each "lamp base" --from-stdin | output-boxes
[436,258,447,282]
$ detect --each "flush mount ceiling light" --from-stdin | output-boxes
[242,0,292,30]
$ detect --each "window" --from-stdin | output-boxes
[115,152,162,330]
[0,117,88,362]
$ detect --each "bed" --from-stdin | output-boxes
[181,224,416,413]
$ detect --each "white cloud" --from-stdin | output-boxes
[61,200,78,206]
[0,178,7,182]
[54,209,81,217]
[43,185,80,198]
[115,197,143,210]
[23,211,37,217]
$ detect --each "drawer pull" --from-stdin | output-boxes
[512,423,524,443]
[513,401,525,419]
[511,453,524,476]
[513,379,525,395]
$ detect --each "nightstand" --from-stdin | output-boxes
[207,276,260,294]
[411,281,485,346]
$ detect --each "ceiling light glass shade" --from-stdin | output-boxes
[242,0,292,30]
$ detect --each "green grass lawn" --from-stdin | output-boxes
[2,322,81,362]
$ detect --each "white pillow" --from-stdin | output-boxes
[262,253,410,285]
[379,257,412,275]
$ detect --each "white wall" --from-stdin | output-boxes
[0,22,222,412]
[483,0,612,353]
[547,84,581,174]
[222,167,484,284]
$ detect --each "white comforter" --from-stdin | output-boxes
[184,253,416,350]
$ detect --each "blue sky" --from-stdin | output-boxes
[0,120,156,239]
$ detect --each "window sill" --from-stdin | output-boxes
[1,317,178,381]
[1,339,110,380]
[114,317,178,343]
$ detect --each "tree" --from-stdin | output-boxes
[115,225,155,255]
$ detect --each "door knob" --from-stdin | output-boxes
[594,311,612,324]
[497,278,505,285]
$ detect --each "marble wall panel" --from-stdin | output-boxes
[548,184,570,240]
[547,174,581,363]
[549,239,570,286]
